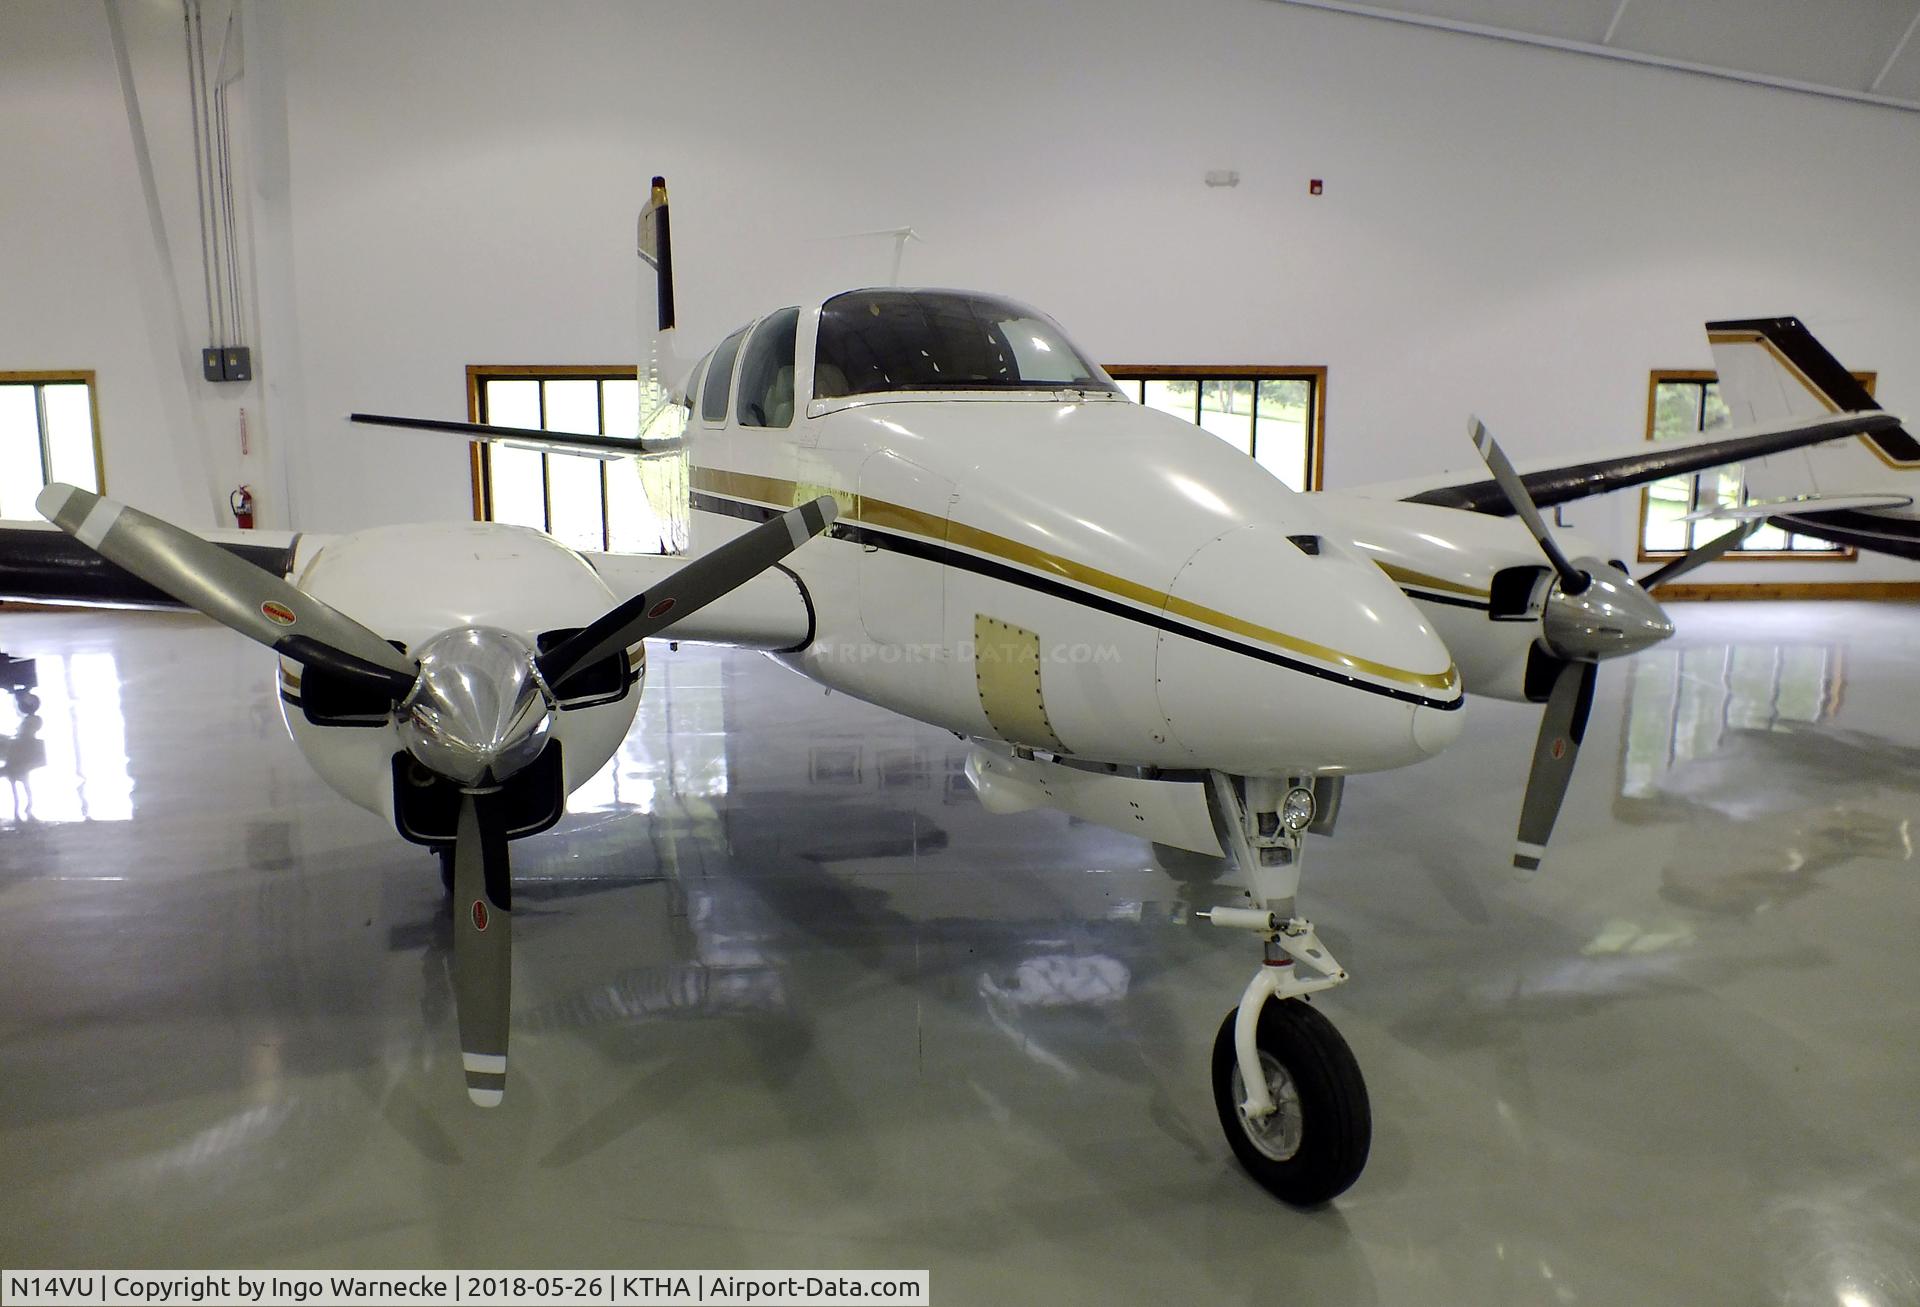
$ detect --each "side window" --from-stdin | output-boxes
[736,307,800,428]
[701,327,749,424]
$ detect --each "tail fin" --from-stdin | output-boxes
[633,176,690,553]
[1705,317,1920,500]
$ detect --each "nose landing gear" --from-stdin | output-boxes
[1203,772,1371,1205]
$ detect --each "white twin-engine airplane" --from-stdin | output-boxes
[1,178,1901,1206]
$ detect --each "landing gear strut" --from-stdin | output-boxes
[1202,772,1370,1205]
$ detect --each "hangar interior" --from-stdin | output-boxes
[2,1,1919,1302]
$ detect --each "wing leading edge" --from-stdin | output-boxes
[1393,411,1905,516]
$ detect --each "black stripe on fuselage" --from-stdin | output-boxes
[1399,587,1491,612]
[691,491,1461,711]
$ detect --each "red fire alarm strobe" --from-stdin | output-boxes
[1309,179,1323,195]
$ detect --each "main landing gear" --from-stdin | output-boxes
[1200,772,1370,1205]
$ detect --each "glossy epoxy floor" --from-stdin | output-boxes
[0,604,1917,1305]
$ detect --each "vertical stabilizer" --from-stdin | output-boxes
[1705,317,1920,501]
[635,177,690,553]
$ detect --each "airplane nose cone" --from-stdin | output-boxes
[1154,524,1462,775]
[1413,701,1465,757]
[1543,562,1674,661]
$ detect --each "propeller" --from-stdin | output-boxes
[38,484,838,1104]
[35,484,418,696]
[1638,520,1762,591]
[1467,419,1676,870]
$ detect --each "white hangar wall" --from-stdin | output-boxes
[4,0,1918,584]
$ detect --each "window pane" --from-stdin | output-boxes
[1701,383,1731,432]
[489,445,545,530]
[702,328,748,423]
[1644,478,1690,552]
[43,383,97,492]
[1143,379,1195,423]
[1652,382,1701,440]
[1198,380,1253,455]
[546,451,604,551]
[737,308,800,428]
[1745,521,1790,550]
[1254,379,1311,490]
[0,385,42,519]
[601,379,640,439]
[543,378,598,435]
[486,378,539,428]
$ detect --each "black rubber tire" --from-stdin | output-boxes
[1211,998,1371,1205]
[15,692,39,715]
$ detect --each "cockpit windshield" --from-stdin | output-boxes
[813,289,1122,400]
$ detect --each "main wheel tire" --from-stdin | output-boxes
[1211,998,1371,1205]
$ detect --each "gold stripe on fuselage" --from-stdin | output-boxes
[691,466,1460,695]
[1372,562,1489,599]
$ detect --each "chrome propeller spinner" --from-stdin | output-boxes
[397,626,555,788]
[1541,559,1673,662]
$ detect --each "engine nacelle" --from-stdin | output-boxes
[276,523,642,836]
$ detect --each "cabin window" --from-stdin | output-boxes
[0,372,105,518]
[814,289,1119,399]
[701,327,749,424]
[467,366,673,554]
[1102,367,1325,492]
[736,308,800,429]
[1638,372,1857,561]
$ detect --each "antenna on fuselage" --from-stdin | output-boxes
[823,225,924,286]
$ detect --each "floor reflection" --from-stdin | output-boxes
[0,650,130,824]
[1615,635,1916,919]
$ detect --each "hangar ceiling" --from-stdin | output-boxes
[1270,0,1920,112]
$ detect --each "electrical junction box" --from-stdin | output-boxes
[202,347,253,383]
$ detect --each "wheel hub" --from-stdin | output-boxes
[1232,1050,1304,1161]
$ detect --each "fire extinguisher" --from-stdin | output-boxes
[230,484,254,530]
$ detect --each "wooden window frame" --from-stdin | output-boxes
[466,364,637,539]
[0,369,107,496]
[1103,364,1327,491]
[1635,369,1872,564]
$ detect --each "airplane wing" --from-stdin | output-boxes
[1346,411,1906,515]
[0,518,813,652]
[0,519,301,608]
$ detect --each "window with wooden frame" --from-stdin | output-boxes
[467,365,672,554]
[1103,366,1326,491]
[0,371,105,519]
[1639,370,1869,561]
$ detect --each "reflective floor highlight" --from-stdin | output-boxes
[1,603,1917,1305]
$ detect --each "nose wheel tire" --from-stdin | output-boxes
[1212,998,1371,1205]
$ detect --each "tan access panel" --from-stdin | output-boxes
[973,614,1066,752]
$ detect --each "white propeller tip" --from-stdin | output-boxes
[35,482,78,521]
[467,1086,504,1108]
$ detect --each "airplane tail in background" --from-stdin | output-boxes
[1706,316,1920,504]
[636,176,691,553]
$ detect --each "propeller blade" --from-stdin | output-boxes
[36,484,417,697]
[452,791,512,1106]
[1468,418,1589,595]
[1638,520,1763,590]
[1514,658,1598,872]
[538,495,838,690]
